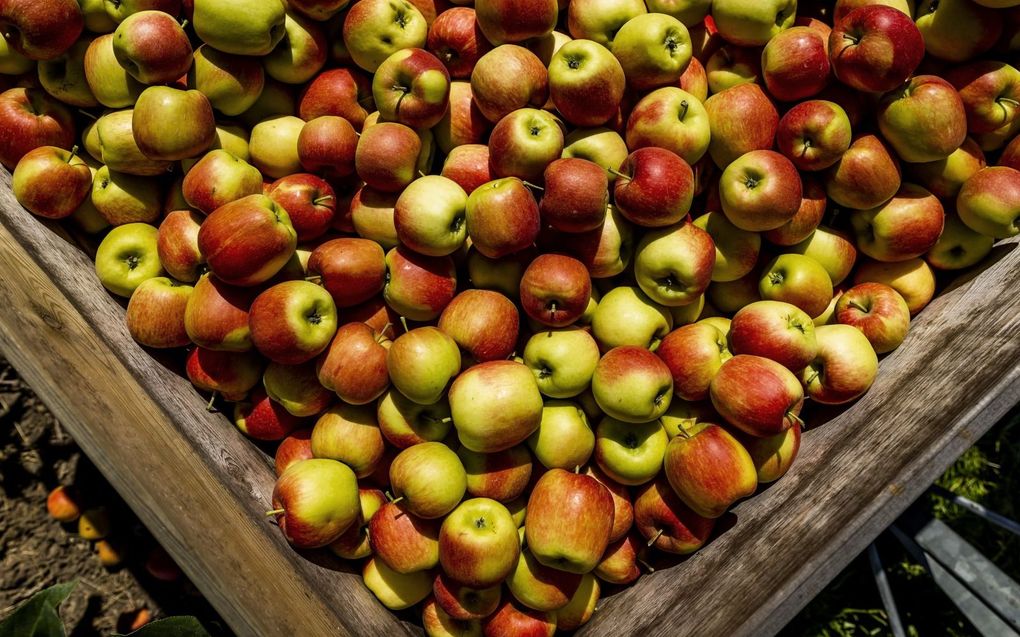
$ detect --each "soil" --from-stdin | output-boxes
[0,357,227,635]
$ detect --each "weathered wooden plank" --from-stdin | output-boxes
[0,169,415,637]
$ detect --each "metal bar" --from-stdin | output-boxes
[867,542,907,637]
[929,485,1020,537]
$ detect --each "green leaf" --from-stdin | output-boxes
[0,580,77,637]
[117,616,211,637]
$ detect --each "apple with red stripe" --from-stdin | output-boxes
[657,322,732,401]
[465,177,541,258]
[526,469,614,574]
[12,145,92,219]
[539,157,609,233]
[710,354,804,437]
[457,445,533,503]
[633,477,715,554]
[703,83,778,169]
[373,48,451,130]
[274,427,313,477]
[383,246,458,322]
[427,7,492,79]
[317,322,391,405]
[850,184,945,263]
[125,277,193,349]
[185,348,264,402]
[184,274,256,352]
[198,194,297,287]
[439,498,520,587]
[269,458,360,549]
[233,387,303,442]
[729,301,817,371]
[387,326,462,406]
[801,324,879,404]
[439,289,520,365]
[433,573,501,620]
[613,147,694,228]
[663,422,757,518]
[266,173,336,242]
[827,5,924,93]
[248,280,337,365]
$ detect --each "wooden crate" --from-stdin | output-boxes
[0,166,1018,637]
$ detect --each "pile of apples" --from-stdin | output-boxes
[3,0,1020,633]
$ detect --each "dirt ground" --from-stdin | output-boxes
[0,357,227,635]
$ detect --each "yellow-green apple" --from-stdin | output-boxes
[183,274,255,351]
[877,75,966,163]
[427,8,491,79]
[298,115,358,181]
[450,360,544,452]
[705,44,761,94]
[644,0,711,24]
[737,422,801,482]
[299,67,373,129]
[249,280,337,364]
[659,398,718,439]
[591,346,673,423]
[458,444,532,502]
[372,48,450,130]
[663,422,756,518]
[423,597,484,636]
[288,0,348,21]
[383,246,457,321]
[475,0,556,45]
[633,477,714,553]
[611,14,691,91]
[84,34,144,108]
[439,498,520,587]
[249,114,304,179]
[394,175,467,256]
[312,403,386,477]
[801,323,878,404]
[585,465,632,541]
[363,557,433,610]
[275,428,314,476]
[776,100,852,172]
[926,210,994,270]
[679,55,709,101]
[906,136,985,199]
[182,124,250,173]
[914,0,1000,63]
[95,222,163,297]
[377,388,452,448]
[539,158,608,233]
[433,573,501,621]
[369,500,440,572]
[0,87,75,169]
[594,417,667,486]
[111,10,191,85]
[956,166,1020,238]
[711,0,796,46]
[438,289,519,364]
[264,10,327,84]
[519,254,591,327]
[132,87,215,161]
[828,5,924,92]
[308,237,386,308]
[835,282,910,353]
[470,45,548,123]
[197,194,297,286]
[528,28,571,67]
[263,361,333,417]
[523,328,600,398]
[613,147,694,227]
[354,121,423,192]
[266,174,335,242]
[854,257,935,315]
[762,26,830,102]
[561,127,629,181]
[786,226,857,286]
[625,87,710,165]
[79,0,117,32]
[124,276,192,348]
[185,347,263,401]
[548,39,625,128]
[710,354,804,437]
[435,81,489,154]
[38,36,97,108]
[343,0,426,72]
[443,144,492,194]
[193,0,286,56]
[540,204,634,279]
[566,0,646,46]
[590,286,672,350]
[730,300,818,371]
[386,326,461,406]
[759,254,833,318]
[508,549,582,612]
[483,600,555,637]
[103,0,182,23]
[92,108,170,176]
[704,83,778,169]
[720,150,803,232]
[945,61,1020,135]
[525,469,613,573]
[825,133,902,209]
[390,442,467,519]
[157,210,203,282]
[465,178,541,258]
[669,294,705,327]
[12,145,91,219]
[316,322,390,404]
[633,221,715,307]
[593,532,641,585]
[693,211,760,282]
[329,486,388,560]
[270,458,359,548]
[0,0,83,60]
[488,108,564,182]
[833,0,915,22]
[527,400,594,470]
[554,574,598,631]
[656,322,730,400]
[850,184,945,261]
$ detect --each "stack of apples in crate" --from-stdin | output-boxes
[2,0,1019,633]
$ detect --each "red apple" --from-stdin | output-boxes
[704,82,778,169]
[0,0,83,61]
[525,469,614,574]
[483,601,555,637]
[233,387,303,441]
[317,322,391,404]
[442,143,493,194]
[663,422,757,518]
[125,277,192,349]
[835,282,911,353]
[849,183,945,262]
[633,477,715,554]
[298,115,359,179]
[428,7,492,78]
[275,427,314,476]
[729,300,818,371]
[266,173,336,242]
[438,289,520,364]
[354,121,424,192]
[0,88,75,169]
[614,147,694,228]
[383,246,458,322]
[465,178,541,258]
[775,99,853,172]
[825,133,902,210]
[184,274,257,352]
[11,145,91,219]
[828,5,924,93]
[801,324,879,404]
[470,45,549,123]
[197,194,297,287]
[433,574,502,620]
[372,47,451,130]
[519,254,592,328]
[656,322,731,402]
[249,280,338,364]
[710,354,804,437]
[539,158,609,233]
[719,149,803,232]
[761,26,831,102]
[307,238,387,308]
[185,347,264,401]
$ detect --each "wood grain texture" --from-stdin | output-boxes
[0,169,415,637]
[1,160,1018,636]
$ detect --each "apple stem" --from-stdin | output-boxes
[788,411,806,429]
[842,33,860,46]
[78,109,98,121]
[265,508,284,517]
[647,528,664,547]
[67,145,79,163]
[574,465,581,474]
[399,316,410,332]
[804,370,819,386]
[179,18,189,30]
[206,392,217,413]
[675,421,692,439]
[638,557,656,573]
[522,180,544,191]
[313,195,334,205]
[1000,98,1020,108]
[377,323,393,342]
[390,496,404,505]
[305,275,322,284]
[418,170,427,179]
[607,168,630,182]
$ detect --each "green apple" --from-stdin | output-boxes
[342,0,427,72]
[270,458,360,547]
[91,166,162,226]
[522,328,600,398]
[39,37,97,108]
[711,0,796,46]
[914,0,1002,64]
[79,0,117,33]
[759,254,833,319]
[94,222,164,297]
[561,127,629,181]
[193,0,288,56]
[801,324,879,404]
[566,0,646,47]
[386,327,462,406]
[788,226,858,287]
[594,417,667,486]
[377,388,453,448]
[590,286,672,351]
[0,29,33,74]
[83,33,144,108]
[644,0,711,25]
[507,549,582,612]
[264,10,328,85]
[394,175,467,257]
[363,557,433,610]
[94,109,171,176]
[450,360,544,453]
[527,400,594,470]
[250,115,305,179]
[188,45,266,117]
[659,398,717,439]
[877,75,968,164]
[311,403,386,478]
[390,442,467,519]
[926,210,994,270]
[906,137,986,200]
[693,211,760,283]
[633,221,715,307]
[611,14,692,91]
